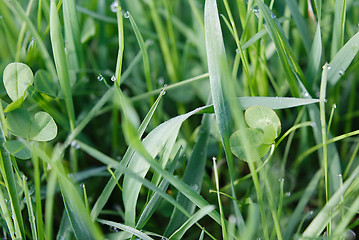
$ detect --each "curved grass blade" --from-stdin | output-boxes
[301,164,359,238]
[50,0,76,130]
[164,113,213,236]
[98,219,154,240]
[169,205,216,240]
[327,31,359,85]
[90,88,165,220]
[0,122,24,239]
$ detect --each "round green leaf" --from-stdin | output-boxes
[229,128,264,161]
[3,140,31,160]
[245,106,281,138]
[3,62,34,102]
[6,108,31,139]
[30,111,58,141]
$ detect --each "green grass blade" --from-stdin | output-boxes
[327,31,359,85]
[127,12,153,101]
[90,89,165,220]
[169,205,216,240]
[284,0,311,53]
[3,0,56,76]
[301,164,359,238]
[330,0,346,58]
[32,147,44,240]
[306,24,322,85]
[164,113,213,235]
[0,121,24,239]
[0,185,16,239]
[63,0,85,84]
[98,219,155,240]
[283,171,321,239]
[23,174,38,240]
[49,0,76,130]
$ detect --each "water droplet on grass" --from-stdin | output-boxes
[22,175,28,181]
[111,75,116,82]
[97,75,104,81]
[337,173,342,178]
[303,92,309,97]
[80,183,85,189]
[311,122,317,128]
[71,141,77,147]
[324,99,328,103]
[339,70,345,76]
[191,184,199,191]
[279,178,285,182]
[236,48,240,54]
[332,103,337,109]
[110,1,119,12]
[123,11,130,18]
[309,210,314,215]
[271,12,277,19]
[109,226,119,232]
[285,192,291,197]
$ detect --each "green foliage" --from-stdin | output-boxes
[0,0,359,239]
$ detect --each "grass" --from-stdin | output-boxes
[0,0,359,239]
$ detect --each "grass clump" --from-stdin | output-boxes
[0,0,358,239]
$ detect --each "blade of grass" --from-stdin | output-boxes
[331,0,346,58]
[98,219,154,240]
[169,205,216,240]
[0,120,24,239]
[22,174,37,240]
[63,0,85,84]
[127,12,154,103]
[45,170,57,239]
[32,145,44,240]
[306,24,322,86]
[164,111,213,235]
[284,0,311,53]
[301,164,359,238]
[327,31,359,86]
[50,0,76,131]
[3,0,56,76]
[90,88,165,220]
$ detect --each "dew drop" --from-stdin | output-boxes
[123,11,130,19]
[22,175,28,181]
[270,12,277,19]
[337,173,342,178]
[97,75,104,81]
[71,141,77,147]
[212,156,217,161]
[109,226,119,232]
[324,99,328,103]
[311,122,317,128]
[279,178,285,182]
[80,183,85,189]
[332,103,337,109]
[235,48,240,54]
[285,192,291,197]
[191,184,199,191]
[64,47,68,55]
[110,1,119,13]
[303,92,309,97]
[158,77,164,85]
[327,66,331,70]
[309,210,314,215]
[339,70,345,76]
[111,75,116,82]
[252,7,260,13]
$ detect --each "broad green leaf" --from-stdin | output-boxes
[3,140,31,160]
[230,128,271,161]
[6,108,31,139]
[6,109,57,141]
[34,70,60,98]
[3,62,34,102]
[245,106,281,137]
[30,112,57,141]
